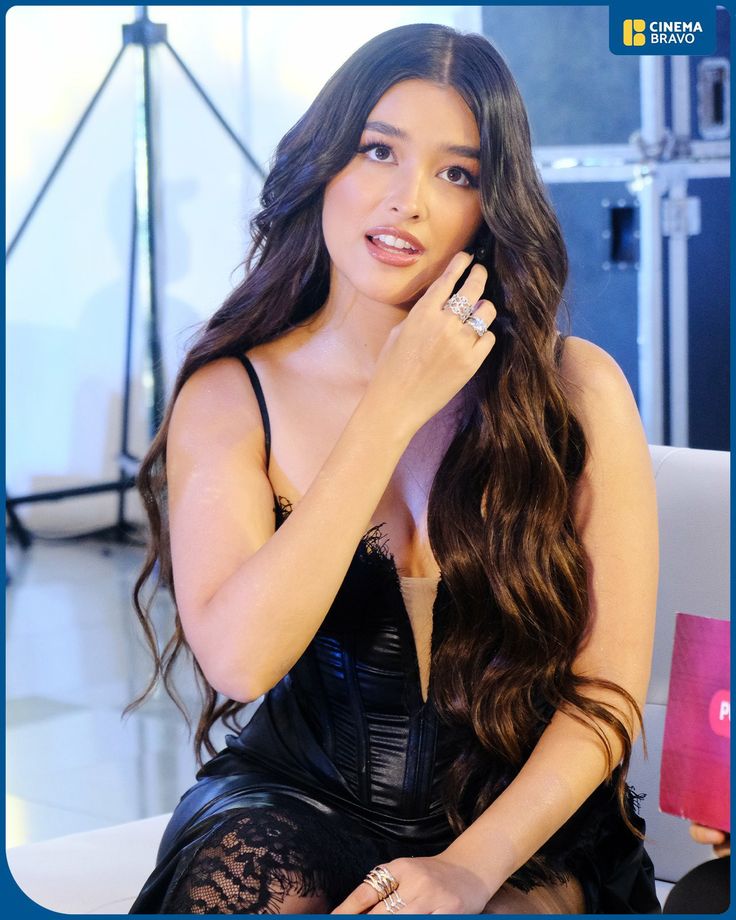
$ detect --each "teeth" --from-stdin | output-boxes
[373,234,417,251]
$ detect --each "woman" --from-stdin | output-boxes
[127,23,660,914]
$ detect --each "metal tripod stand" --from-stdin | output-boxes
[6,6,265,549]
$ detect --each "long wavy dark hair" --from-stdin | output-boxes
[125,23,643,846]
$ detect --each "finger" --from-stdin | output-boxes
[426,251,475,304]
[437,268,490,324]
[366,895,413,915]
[456,262,490,304]
[468,298,497,325]
[331,882,380,914]
[689,824,727,845]
[690,824,726,843]
[458,300,497,348]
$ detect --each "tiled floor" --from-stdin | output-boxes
[6,537,257,848]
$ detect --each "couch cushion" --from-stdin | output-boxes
[7,812,171,914]
[647,446,730,705]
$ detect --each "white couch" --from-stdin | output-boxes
[628,445,730,906]
[7,445,730,913]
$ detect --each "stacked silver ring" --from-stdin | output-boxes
[445,293,475,323]
[363,866,407,913]
[383,891,407,913]
[444,294,490,338]
[465,315,489,337]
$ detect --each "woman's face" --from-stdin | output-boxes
[322,79,484,309]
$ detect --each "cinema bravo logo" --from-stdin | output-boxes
[611,3,715,55]
[623,18,704,46]
[623,19,647,46]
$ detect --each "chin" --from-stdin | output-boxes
[338,273,410,306]
[368,286,424,309]
[355,268,434,307]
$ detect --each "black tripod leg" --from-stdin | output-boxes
[163,40,266,180]
[141,35,166,438]
[116,147,140,536]
[5,43,132,542]
[7,45,129,259]
[6,499,32,550]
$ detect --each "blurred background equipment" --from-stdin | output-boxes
[481,4,729,451]
[5,6,265,549]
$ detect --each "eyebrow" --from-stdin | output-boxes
[363,120,481,160]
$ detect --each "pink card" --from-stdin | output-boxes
[659,612,730,832]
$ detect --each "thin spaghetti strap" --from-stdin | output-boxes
[237,353,272,472]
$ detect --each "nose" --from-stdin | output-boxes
[385,166,429,222]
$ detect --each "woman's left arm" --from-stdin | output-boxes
[333,337,659,913]
[439,335,659,896]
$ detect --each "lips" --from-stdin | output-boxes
[365,236,423,266]
[364,226,425,267]
[365,226,425,253]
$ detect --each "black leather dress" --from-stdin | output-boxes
[128,354,660,915]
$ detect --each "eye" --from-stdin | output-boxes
[439,166,478,188]
[358,142,395,163]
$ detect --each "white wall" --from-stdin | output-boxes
[6,5,481,532]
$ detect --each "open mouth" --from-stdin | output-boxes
[366,234,421,255]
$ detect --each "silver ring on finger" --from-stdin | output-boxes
[373,866,399,895]
[466,314,489,337]
[364,865,399,900]
[383,892,407,913]
[444,293,474,323]
[365,876,389,899]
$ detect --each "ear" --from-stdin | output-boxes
[472,225,492,261]
[463,226,492,259]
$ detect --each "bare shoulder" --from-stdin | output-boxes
[559,335,629,394]
[169,354,266,463]
[558,335,639,430]
[558,335,653,503]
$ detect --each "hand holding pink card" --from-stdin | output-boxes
[660,613,730,832]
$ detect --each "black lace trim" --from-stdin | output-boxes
[275,494,397,571]
[160,802,386,914]
[274,494,293,520]
[357,522,395,567]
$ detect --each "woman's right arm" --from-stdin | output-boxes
[168,252,495,703]
[167,357,414,703]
